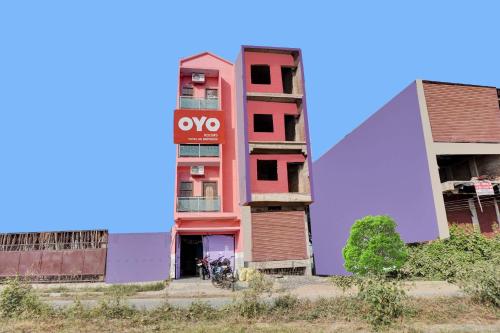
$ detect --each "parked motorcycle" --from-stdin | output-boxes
[209,256,235,290]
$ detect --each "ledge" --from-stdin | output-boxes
[251,193,312,203]
[246,91,303,103]
[248,141,307,155]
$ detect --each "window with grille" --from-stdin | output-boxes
[179,181,193,197]
[205,89,218,99]
[182,86,194,96]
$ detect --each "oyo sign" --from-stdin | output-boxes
[174,110,224,144]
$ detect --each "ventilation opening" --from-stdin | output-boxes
[287,162,302,192]
[285,115,296,141]
[251,65,271,84]
[254,114,274,132]
[281,67,294,94]
[257,160,278,181]
[259,267,306,276]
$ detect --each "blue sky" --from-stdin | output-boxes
[1,1,499,233]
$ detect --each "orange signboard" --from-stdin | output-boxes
[173,110,225,144]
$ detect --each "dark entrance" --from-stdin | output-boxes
[287,162,302,193]
[284,115,296,141]
[180,235,203,277]
[281,67,294,94]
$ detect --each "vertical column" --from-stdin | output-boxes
[468,198,480,232]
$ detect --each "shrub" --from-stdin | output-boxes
[271,294,299,312]
[458,260,500,307]
[343,215,408,276]
[0,278,48,318]
[402,226,500,281]
[93,290,137,319]
[357,276,407,330]
[330,275,358,292]
[234,271,272,318]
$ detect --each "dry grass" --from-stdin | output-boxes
[0,297,498,333]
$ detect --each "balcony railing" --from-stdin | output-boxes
[179,144,219,157]
[177,196,220,212]
[179,96,219,110]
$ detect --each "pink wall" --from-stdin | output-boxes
[177,166,220,197]
[179,76,219,99]
[244,52,295,94]
[250,154,305,193]
[247,100,298,141]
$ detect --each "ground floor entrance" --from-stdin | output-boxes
[176,234,235,279]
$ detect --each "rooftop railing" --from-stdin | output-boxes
[179,144,219,157]
[179,96,219,110]
[177,196,220,212]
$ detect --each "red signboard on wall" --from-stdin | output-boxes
[174,110,225,144]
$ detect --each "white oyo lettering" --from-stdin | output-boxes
[178,116,221,132]
[192,116,207,131]
[178,117,193,131]
[205,118,220,132]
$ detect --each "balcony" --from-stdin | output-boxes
[179,144,219,157]
[177,196,220,212]
[179,96,219,110]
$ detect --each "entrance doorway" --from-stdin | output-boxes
[179,235,203,277]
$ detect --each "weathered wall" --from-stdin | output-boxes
[423,82,500,143]
[105,232,170,284]
[311,82,439,275]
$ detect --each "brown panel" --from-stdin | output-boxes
[18,251,42,276]
[82,249,106,275]
[61,250,84,275]
[0,252,20,277]
[40,251,63,276]
[423,82,500,143]
[251,210,308,262]
[476,201,498,237]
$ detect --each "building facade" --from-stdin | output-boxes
[311,80,500,275]
[170,46,314,278]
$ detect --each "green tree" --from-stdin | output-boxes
[343,215,407,276]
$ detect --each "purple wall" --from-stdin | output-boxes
[310,82,439,275]
[105,232,170,283]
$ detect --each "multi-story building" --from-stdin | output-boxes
[311,80,500,275]
[170,46,314,278]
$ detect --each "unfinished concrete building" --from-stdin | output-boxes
[311,80,500,275]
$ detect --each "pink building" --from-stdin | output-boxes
[170,46,313,278]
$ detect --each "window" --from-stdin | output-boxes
[284,115,296,141]
[181,86,193,96]
[205,89,218,99]
[251,65,271,84]
[257,160,278,181]
[281,67,294,94]
[179,182,193,197]
[254,114,274,132]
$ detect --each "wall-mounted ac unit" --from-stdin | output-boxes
[190,165,205,176]
[192,73,205,83]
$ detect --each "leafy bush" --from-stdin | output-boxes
[402,226,499,281]
[93,290,137,319]
[330,275,359,292]
[0,278,48,318]
[458,260,500,307]
[234,271,272,318]
[357,276,407,330]
[343,215,408,276]
[271,294,299,312]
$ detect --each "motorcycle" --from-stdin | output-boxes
[209,256,235,290]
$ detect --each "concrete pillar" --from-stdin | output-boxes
[468,198,481,232]
[494,198,500,228]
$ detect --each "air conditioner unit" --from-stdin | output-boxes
[190,165,205,176]
[192,73,205,83]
